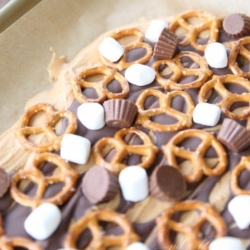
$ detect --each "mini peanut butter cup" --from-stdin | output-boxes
[103,99,138,128]
[153,28,179,59]
[217,118,250,152]
[149,165,186,201]
[0,168,10,197]
[82,165,119,204]
[223,13,250,37]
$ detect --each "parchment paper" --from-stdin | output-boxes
[1,0,250,134]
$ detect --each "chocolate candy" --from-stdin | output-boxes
[103,99,138,128]
[0,168,10,197]
[149,165,186,201]
[153,28,179,59]
[217,118,250,152]
[223,13,250,37]
[82,165,119,204]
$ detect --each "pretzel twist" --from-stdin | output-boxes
[93,128,159,175]
[71,66,129,103]
[157,200,227,250]
[10,153,79,208]
[64,208,139,249]
[135,89,194,131]
[100,28,152,70]
[229,37,250,78]
[168,10,221,51]
[231,156,250,195]
[152,51,212,90]
[16,103,77,153]
[162,129,228,183]
[0,215,43,250]
[199,74,250,120]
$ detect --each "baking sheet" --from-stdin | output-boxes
[1,0,250,135]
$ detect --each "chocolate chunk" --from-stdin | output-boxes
[0,168,10,197]
[223,13,250,37]
[103,99,138,128]
[217,118,250,152]
[153,28,179,59]
[82,165,119,204]
[149,165,186,201]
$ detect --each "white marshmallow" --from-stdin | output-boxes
[145,20,167,43]
[204,42,228,68]
[126,242,150,250]
[228,195,250,230]
[209,237,246,250]
[125,64,155,86]
[77,103,105,130]
[60,134,91,164]
[193,102,221,126]
[98,37,124,62]
[118,166,149,202]
[24,203,61,240]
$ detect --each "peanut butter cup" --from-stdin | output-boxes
[0,168,10,197]
[217,118,250,152]
[223,13,250,37]
[103,99,138,128]
[149,165,186,201]
[82,165,119,204]
[153,28,179,59]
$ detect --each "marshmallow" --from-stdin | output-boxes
[204,42,228,68]
[209,237,246,250]
[118,166,149,202]
[77,103,105,130]
[125,64,155,86]
[24,203,61,240]
[60,134,91,164]
[145,20,167,43]
[228,195,250,230]
[126,242,150,250]
[98,37,124,62]
[193,102,221,126]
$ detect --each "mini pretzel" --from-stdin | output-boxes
[100,28,152,70]
[229,36,250,78]
[168,10,221,51]
[0,215,43,250]
[16,103,77,153]
[135,89,194,131]
[199,74,250,120]
[71,66,129,103]
[156,200,227,250]
[93,127,159,175]
[162,129,227,183]
[231,156,250,195]
[10,152,79,208]
[64,208,139,249]
[152,51,212,90]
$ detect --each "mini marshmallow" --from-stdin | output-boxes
[60,134,91,164]
[209,237,246,250]
[193,102,221,126]
[118,166,149,202]
[204,42,228,68]
[77,103,105,130]
[228,195,250,230]
[126,242,150,250]
[125,64,155,86]
[24,203,61,240]
[145,20,167,43]
[98,37,124,62]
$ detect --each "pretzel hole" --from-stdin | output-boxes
[43,182,65,199]
[39,161,60,177]
[82,88,98,99]
[106,79,123,93]
[105,146,118,163]
[186,17,207,26]
[179,56,200,69]
[77,228,93,249]
[143,95,160,110]
[178,75,198,85]
[177,137,202,151]
[206,89,223,104]
[158,64,173,78]
[170,95,188,112]
[237,57,250,73]
[27,110,47,127]
[224,83,249,95]
[237,168,250,190]
[179,160,195,176]
[198,29,210,40]
[116,34,140,46]
[84,74,106,82]
[200,221,216,241]
[230,102,250,114]
[17,179,38,197]
[127,47,147,62]
[150,113,178,125]
[174,26,188,43]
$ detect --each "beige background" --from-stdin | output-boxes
[1,0,250,134]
